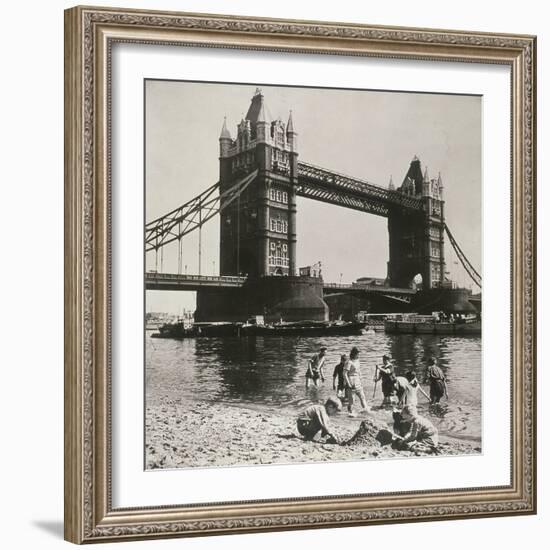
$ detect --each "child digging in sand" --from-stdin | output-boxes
[296,397,342,444]
[393,405,439,453]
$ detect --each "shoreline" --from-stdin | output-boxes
[145,397,481,470]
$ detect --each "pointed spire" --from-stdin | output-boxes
[286,110,296,134]
[423,166,430,182]
[437,171,443,186]
[245,89,271,124]
[388,175,395,190]
[402,156,423,195]
[219,117,231,140]
[256,96,268,123]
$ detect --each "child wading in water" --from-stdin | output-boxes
[375,355,397,405]
[343,346,367,417]
[296,397,342,444]
[425,357,448,404]
[305,346,327,388]
[394,371,430,407]
[332,354,347,398]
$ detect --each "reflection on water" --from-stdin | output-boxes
[146,332,481,441]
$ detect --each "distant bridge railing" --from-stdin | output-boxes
[145,272,247,290]
[323,282,417,295]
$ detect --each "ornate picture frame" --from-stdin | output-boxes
[64,5,536,543]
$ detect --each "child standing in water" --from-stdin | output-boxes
[375,355,396,405]
[305,346,327,388]
[425,357,448,404]
[332,354,347,398]
[343,346,367,416]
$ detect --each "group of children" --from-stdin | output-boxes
[376,355,448,406]
[298,348,447,452]
[305,345,367,417]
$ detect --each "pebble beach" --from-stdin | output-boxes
[145,396,481,470]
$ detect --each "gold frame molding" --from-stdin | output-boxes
[64,5,537,544]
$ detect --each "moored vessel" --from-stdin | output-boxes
[384,314,481,335]
[152,319,368,339]
[240,320,367,337]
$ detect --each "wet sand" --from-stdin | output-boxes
[145,396,481,470]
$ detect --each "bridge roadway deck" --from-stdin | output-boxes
[145,273,247,291]
[145,272,416,295]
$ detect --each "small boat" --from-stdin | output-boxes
[151,321,195,339]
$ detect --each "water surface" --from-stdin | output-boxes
[146,332,482,442]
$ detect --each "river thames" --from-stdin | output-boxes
[146,331,482,443]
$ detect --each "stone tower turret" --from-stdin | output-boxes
[219,117,232,158]
[387,156,446,289]
[218,89,299,278]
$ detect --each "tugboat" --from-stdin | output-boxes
[152,320,195,339]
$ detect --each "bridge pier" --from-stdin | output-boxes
[323,292,415,321]
[412,287,478,315]
[194,276,328,323]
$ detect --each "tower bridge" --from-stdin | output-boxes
[146,89,481,322]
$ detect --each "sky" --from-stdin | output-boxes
[145,80,481,314]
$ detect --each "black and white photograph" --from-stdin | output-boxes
[144,80,482,470]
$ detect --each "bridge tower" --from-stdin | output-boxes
[387,156,446,289]
[218,89,298,278]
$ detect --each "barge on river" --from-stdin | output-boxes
[151,319,367,339]
[241,320,367,337]
[384,314,481,335]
